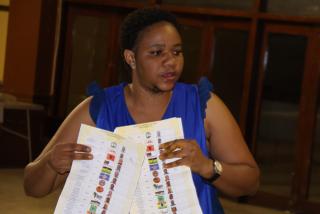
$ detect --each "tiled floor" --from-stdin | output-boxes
[0,168,288,214]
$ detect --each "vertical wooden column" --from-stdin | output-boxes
[3,0,57,104]
[242,0,263,144]
[34,0,58,105]
[3,0,41,101]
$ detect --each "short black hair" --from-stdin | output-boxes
[119,7,180,53]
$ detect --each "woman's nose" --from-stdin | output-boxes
[163,52,176,66]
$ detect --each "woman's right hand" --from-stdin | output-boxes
[47,143,93,175]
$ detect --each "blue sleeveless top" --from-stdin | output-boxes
[88,78,224,214]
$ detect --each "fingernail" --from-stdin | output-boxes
[88,154,93,159]
[86,147,91,152]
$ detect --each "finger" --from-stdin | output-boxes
[67,152,93,160]
[71,143,92,152]
[74,152,93,160]
[160,139,185,152]
[163,158,187,169]
[159,140,176,150]
[159,149,186,160]
[61,143,91,152]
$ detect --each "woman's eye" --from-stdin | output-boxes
[173,50,183,56]
[150,50,162,56]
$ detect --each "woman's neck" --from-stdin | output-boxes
[124,83,173,123]
[128,83,171,104]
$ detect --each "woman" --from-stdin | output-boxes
[24,8,260,213]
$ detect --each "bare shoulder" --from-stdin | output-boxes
[54,96,95,142]
[204,92,256,165]
[34,97,95,160]
[204,92,240,141]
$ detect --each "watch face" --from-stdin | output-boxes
[214,161,223,174]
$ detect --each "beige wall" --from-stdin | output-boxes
[0,0,9,6]
[0,0,10,83]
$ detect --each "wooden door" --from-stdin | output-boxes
[56,6,126,117]
[250,23,320,213]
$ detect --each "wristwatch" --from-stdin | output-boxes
[205,160,223,183]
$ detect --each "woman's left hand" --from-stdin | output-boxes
[159,139,212,177]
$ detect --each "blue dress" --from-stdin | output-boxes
[88,78,224,214]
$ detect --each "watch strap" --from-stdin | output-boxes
[204,160,221,183]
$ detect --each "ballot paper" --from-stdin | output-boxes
[115,117,203,214]
[54,124,145,214]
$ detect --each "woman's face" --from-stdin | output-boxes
[129,21,184,93]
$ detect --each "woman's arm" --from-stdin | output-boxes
[24,97,95,197]
[204,93,260,197]
[159,93,259,198]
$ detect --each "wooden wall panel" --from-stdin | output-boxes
[3,0,42,101]
[3,0,57,103]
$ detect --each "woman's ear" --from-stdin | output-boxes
[124,49,136,70]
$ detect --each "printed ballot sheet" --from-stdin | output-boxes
[54,124,145,214]
[115,118,203,214]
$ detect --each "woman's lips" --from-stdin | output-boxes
[161,72,176,81]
